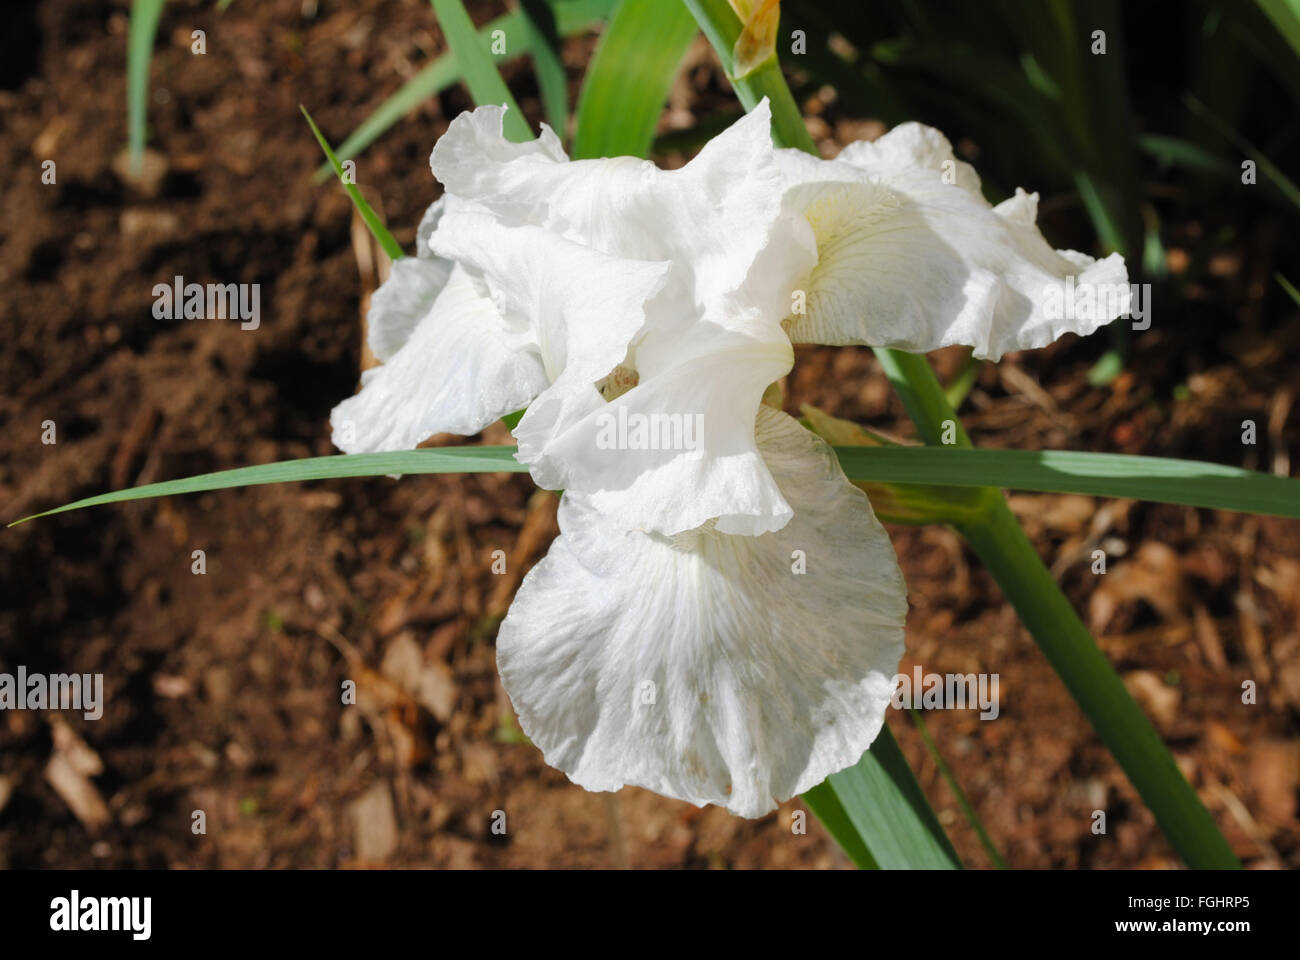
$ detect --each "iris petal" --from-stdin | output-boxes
[330,264,546,452]
[777,123,1129,360]
[497,407,908,817]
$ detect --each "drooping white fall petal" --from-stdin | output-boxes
[496,407,908,817]
[430,101,804,310]
[775,122,1130,360]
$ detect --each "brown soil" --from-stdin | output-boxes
[1,0,1297,869]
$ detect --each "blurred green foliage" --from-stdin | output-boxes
[782,0,1299,249]
[776,0,1299,382]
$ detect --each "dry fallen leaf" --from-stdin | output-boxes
[45,720,110,834]
[1123,670,1181,732]
[349,781,398,864]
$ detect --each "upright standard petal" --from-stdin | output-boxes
[431,100,801,310]
[496,407,908,818]
[776,124,1129,360]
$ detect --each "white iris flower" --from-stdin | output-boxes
[330,101,1127,816]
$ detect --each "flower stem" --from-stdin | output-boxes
[682,0,814,153]
[682,0,1240,868]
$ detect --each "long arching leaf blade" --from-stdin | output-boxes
[429,0,531,141]
[9,448,525,527]
[571,0,699,159]
[834,446,1300,519]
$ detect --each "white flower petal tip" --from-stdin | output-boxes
[779,124,1131,361]
[429,104,567,187]
[836,121,982,194]
[496,407,908,818]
